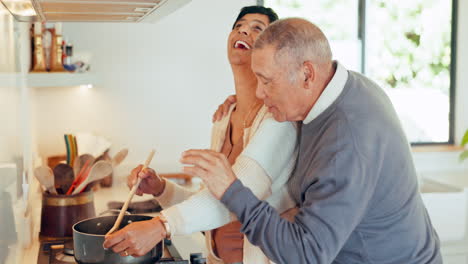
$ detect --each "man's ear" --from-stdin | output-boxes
[303,61,315,89]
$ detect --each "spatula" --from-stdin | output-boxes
[72,160,113,195]
[34,166,58,195]
[106,150,155,235]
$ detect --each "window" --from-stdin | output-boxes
[261,0,362,72]
[261,0,456,144]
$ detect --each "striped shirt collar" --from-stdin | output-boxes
[303,61,348,124]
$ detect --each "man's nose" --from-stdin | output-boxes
[256,84,265,100]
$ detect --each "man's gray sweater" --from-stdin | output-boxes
[221,70,442,264]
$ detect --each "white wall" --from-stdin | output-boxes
[0,5,16,72]
[0,84,20,163]
[32,0,468,174]
[0,6,20,163]
[33,0,255,172]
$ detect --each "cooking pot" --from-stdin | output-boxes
[72,214,162,264]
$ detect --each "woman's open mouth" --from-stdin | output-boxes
[234,40,251,50]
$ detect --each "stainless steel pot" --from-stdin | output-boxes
[72,214,162,264]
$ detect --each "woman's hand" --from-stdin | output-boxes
[127,165,166,196]
[103,218,166,257]
[212,95,237,122]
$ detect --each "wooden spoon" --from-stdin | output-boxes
[53,164,75,195]
[111,148,128,167]
[34,166,58,195]
[85,160,114,187]
[106,150,155,235]
[73,154,95,178]
[72,160,113,194]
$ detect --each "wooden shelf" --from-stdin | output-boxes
[0,72,97,88]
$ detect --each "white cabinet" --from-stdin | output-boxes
[421,180,467,242]
[420,173,468,263]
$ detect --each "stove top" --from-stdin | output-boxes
[37,239,190,264]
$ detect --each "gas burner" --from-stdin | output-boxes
[37,239,193,264]
[52,240,76,263]
[53,252,76,263]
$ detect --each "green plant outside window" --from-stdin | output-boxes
[461,130,468,162]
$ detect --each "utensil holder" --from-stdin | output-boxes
[40,191,95,240]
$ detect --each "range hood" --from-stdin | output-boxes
[1,0,191,23]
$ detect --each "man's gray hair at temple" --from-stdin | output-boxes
[254,18,333,82]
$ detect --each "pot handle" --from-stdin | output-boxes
[99,209,131,216]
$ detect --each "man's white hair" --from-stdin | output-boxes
[254,18,333,82]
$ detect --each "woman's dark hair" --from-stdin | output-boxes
[232,6,279,29]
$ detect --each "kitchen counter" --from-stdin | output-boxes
[419,171,468,263]
[422,171,468,189]
[11,177,208,263]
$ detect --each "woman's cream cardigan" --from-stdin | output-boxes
[156,104,298,264]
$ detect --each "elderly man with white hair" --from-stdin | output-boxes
[181,18,442,263]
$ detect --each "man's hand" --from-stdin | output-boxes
[180,149,237,199]
[212,95,237,122]
[103,218,166,257]
[127,165,166,196]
